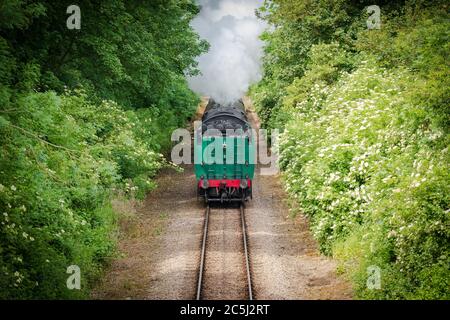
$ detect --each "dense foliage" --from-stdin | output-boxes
[251,0,449,299]
[0,0,207,298]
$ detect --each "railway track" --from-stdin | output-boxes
[196,204,253,300]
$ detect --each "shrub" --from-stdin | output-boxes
[0,90,169,298]
[253,2,449,299]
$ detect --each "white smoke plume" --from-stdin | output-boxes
[188,0,266,105]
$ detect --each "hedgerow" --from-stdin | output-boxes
[252,1,449,299]
[0,0,205,299]
[0,90,166,298]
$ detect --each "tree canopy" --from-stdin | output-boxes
[251,0,449,299]
[0,0,207,298]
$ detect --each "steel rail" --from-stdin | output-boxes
[240,204,253,300]
[196,205,210,300]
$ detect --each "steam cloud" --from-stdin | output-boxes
[188,0,266,104]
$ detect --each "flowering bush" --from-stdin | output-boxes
[278,57,449,299]
[253,2,449,299]
[0,89,190,298]
[0,0,204,298]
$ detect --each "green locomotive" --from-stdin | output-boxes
[194,99,255,203]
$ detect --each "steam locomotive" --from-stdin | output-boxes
[194,98,255,203]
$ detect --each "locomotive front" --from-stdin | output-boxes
[194,99,255,203]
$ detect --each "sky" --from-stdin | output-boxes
[188,0,266,105]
